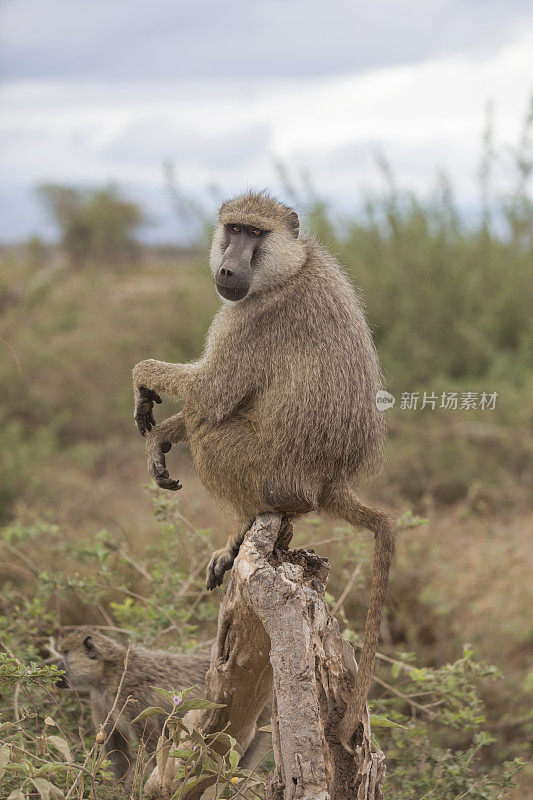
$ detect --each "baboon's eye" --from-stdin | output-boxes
[230,225,241,233]
[251,228,262,236]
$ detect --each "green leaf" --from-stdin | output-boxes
[5,762,32,775]
[391,662,401,679]
[204,732,239,750]
[167,717,192,737]
[152,684,200,703]
[0,744,10,780]
[132,706,167,723]
[152,686,175,703]
[177,685,199,700]
[47,784,66,800]
[0,721,16,733]
[46,735,71,762]
[31,778,57,800]
[156,734,172,782]
[176,698,225,714]
[34,764,72,777]
[369,714,406,729]
[229,747,240,773]
[169,748,194,760]
[174,774,209,795]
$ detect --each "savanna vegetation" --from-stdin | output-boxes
[0,103,532,798]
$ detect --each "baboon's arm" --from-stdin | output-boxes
[133,359,197,397]
[148,411,187,444]
[132,359,198,435]
[134,351,256,428]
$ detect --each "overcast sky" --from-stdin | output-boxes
[1,0,533,242]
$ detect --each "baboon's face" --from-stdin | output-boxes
[210,214,305,301]
[214,223,267,301]
[57,633,109,691]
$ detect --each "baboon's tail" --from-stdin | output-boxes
[323,483,396,748]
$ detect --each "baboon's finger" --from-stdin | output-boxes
[151,459,181,491]
[156,476,182,491]
[206,557,218,591]
[169,479,181,490]
[152,460,168,478]
[161,441,172,453]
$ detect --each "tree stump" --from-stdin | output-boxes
[145,513,385,800]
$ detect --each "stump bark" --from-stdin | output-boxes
[145,513,385,800]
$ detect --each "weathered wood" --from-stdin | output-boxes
[145,513,385,800]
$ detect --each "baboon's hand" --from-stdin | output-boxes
[134,385,162,435]
[206,547,237,590]
[150,441,182,491]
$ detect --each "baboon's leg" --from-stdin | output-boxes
[322,482,395,751]
[206,514,298,589]
[206,514,294,591]
[104,728,134,786]
[145,412,187,491]
[206,518,254,591]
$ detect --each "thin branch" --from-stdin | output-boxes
[64,645,131,799]
[372,674,435,717]
[331,563,362,615]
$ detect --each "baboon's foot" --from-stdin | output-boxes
[148,438,182,491]
[206,547,237,590]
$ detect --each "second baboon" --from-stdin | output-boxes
[58,628,270,785]
[132,190,395,749]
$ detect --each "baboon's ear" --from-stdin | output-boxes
[287,210,299,238]
[83,636,97,660]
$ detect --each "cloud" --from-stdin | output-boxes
[102,119,272,170]
[1,0,533,82]
[0,9,532,241]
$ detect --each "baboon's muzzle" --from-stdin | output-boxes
[215,236,255,300]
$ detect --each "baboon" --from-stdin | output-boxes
[58,628,270,785]
[132,190,395,749]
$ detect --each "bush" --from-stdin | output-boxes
[37,184,144,266]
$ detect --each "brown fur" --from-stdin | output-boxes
[218,190,300,235]
[58,629,271,784]
[132,190,395,750]
[58,628,211,784]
